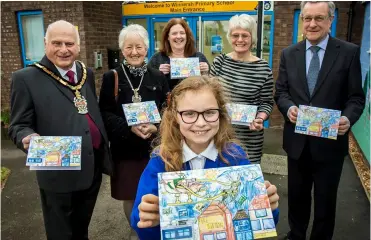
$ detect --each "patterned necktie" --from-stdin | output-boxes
[66,70,101,149]
[307,46,321,96]
[66,70,75,84]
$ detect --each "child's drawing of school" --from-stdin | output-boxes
[158,165,277,240]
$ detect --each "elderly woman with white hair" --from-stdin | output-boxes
[99,24,169,237]
[210,14,274,164]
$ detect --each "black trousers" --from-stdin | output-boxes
[287,142,345,240]
[39,150,103,240]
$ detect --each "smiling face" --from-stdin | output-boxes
[176,88,220,154]
[44,24,80,70]
[168,24,187,52]
[302,2,333,45]
[230,28,252,54]
[122,33,148,67]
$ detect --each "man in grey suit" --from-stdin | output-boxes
[275,2,365,240]
[8,20,113,240]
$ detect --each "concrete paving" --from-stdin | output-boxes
[1,128,370,240]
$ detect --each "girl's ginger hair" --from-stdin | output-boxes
[152,75,245,172]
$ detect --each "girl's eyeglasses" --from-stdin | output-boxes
[177,109,220,124]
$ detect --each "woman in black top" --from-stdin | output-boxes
[99,24,169,237]
[148,18,209,90]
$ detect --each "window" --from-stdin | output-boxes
[178,209,188,218]
[126,18,147,29]
[216,231,227,240]
[262,218,275,229]
[183,228,190,237]
[293,9,338,44]
[250,220,262,231]
[163,230,176,239]
[17,11,45,66]
[255,209,268,218]
[203,234,215,240]
[163,227,191,239]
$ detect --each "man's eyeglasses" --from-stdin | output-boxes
[302,15,330,23]
[230,34,251,40]
[177,109,220,124]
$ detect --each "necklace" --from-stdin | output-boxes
[34,61,88,114]
[123,59,147,77]
[122,64,144,103]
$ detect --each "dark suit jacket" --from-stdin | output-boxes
[8,56,113,193]
[274,36,365,161]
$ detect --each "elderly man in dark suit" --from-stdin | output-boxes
[275,1,365,240]
[8,20,112,240]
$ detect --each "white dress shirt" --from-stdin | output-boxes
[55,62,77,83]
[182,140,218,170]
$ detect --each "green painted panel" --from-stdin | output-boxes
[352,70,370,163]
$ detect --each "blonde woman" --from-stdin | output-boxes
[210,14,274,164]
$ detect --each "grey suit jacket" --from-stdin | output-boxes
[8,56,113,193]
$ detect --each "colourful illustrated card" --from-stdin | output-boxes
[226,103,258,125]
[170,57,201,79]
[295,105,341,140]
[122,101,161,126]
[158,164,277,240]
[26,136,82,170]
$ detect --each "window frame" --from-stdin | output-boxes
[17,10,45,67]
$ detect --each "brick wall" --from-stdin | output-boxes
[82,1,123,92]
[270,1,365,127]
[351,2,366,45]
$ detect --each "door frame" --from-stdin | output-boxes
[123,11,274,66]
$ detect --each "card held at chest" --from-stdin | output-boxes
[158,164,277,240]
[226,103,258,125]
[170,57,201,79]
[122,100,161,126]
[295,105,341,140]
[26,136,82,170]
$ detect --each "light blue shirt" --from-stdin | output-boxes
[55,62,77,83]
[305,34,329,75]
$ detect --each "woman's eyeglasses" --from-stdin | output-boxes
[230,34,251,40]
[177,109,220,124]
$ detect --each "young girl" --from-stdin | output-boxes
[130,76,279,239]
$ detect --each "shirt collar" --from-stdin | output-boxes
[182,140,218,163]
[55,62,77,79]
[306,34,329,51]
